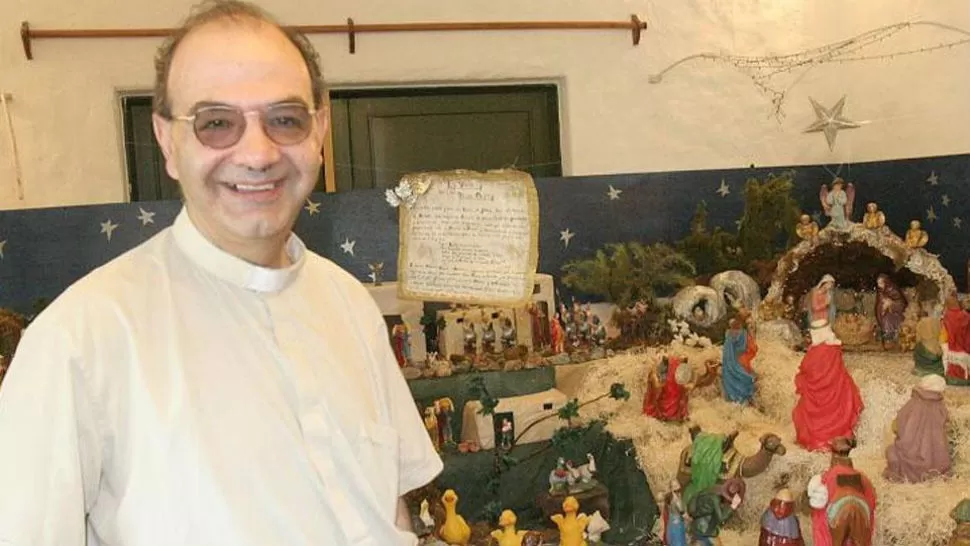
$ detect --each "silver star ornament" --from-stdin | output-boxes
[804,96,861,151]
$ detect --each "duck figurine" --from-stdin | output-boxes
[551,495,589,546]
[491,509,528,546]
[438,489,471,545]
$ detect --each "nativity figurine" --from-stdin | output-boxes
[914,305,945,376]
[805,274,841,346]
[862,202,886,229]
[875,274,907,349]
[458,317,477,358]
[434,398,456,448]
[423,406,440,453]
[498,417,514,451]
[884,373,950,483]
[721,314,758,405]
[792,323,864,451]
[550,313,565,354]
[759,488,804,546]
[795,214,820,241]
[677,427,786,497]
[527,303,548,351]
[686,478,745,544]
[367,262,385,286]
[819,177,855,230]
[591,315,608,346]
[481,315,498,355]
[905,220,929,249]
[391,324,409,368]
[642,355,692,422]
[660,480,689,546]
[500,316,517,351]
[941,293,970,386]
[807,437,876,546]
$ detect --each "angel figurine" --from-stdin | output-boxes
[819,178,855,230]
[862,202,886,229]
[795,214,820,241]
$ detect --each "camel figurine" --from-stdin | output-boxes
[677,426,787,488]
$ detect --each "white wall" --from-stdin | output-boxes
[0,0,968,210]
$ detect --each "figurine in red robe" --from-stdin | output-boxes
[807,437,876,546]
[643,356,691,422]
[759,488,804,546]
[550,314,565,354]
[391,324,407,368]
[792,342,864,452]
[941,293,970,386]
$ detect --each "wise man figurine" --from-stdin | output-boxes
[759,488,804,545]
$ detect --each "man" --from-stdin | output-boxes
[0,2,442,545]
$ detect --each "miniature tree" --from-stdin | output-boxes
[560,242,696,308]
[676,200,740,277]
[735,170,801,264]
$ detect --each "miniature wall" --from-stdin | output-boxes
[1,153,967,316]
[1,0,969,209]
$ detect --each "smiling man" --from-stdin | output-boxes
[0,2,442,545]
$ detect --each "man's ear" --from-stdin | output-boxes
[152,113,181,181]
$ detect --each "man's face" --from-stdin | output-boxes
[153,20,326,256]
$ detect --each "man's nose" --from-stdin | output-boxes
[233,111,281,169]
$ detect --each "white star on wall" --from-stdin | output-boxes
[716,179,730,197]
[954,217,962,228]
[560,228,575,248]
[0,239,6,259]
[136,207,156,226]
[340,238,356,256]
[927,171,940,186]
[804,96,861,150]
[100,219,119,241]
[304,199,321,215]
[926,207,938,222]
[607,185,622,200]
[942,194,951,207]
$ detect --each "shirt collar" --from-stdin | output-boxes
[171,207,306,293]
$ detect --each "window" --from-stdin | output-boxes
[328,84,562,192]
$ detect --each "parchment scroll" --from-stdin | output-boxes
[395,169,539,306]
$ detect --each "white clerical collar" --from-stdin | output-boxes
[171,208,306,293]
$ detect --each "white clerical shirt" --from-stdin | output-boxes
[0,209,442,545]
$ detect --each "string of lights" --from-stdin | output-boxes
[649,21,970,120]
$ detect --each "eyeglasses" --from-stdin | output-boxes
[172,102,317,150]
